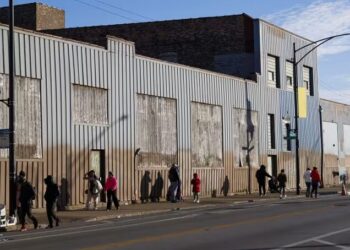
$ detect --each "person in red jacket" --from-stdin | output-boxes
[310,166,321,198]
[105,172,119,210]
[191,173,201,203]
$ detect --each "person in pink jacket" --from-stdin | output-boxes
[105,172,119,210]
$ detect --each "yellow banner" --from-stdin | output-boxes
[298,87,307,118]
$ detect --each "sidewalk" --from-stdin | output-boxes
[8,186,342,230]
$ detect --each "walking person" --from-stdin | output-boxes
[310,167,321,198]
[277,169,287,199]
[84,170,102,210]
[191,173,201,203]
[44,175,60,229]
[167,164,180,203]
[304,168,312,197]
[105,172,119,211]
[256,165,272,197]
[17,171,38,232]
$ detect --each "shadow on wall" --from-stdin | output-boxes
[57,178,70,211]
[221,175,230,197]
[150,172,164,202]
[140,171,152,203]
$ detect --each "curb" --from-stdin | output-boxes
[85,204,217,222]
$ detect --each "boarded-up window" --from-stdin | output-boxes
[267,55,280,88]
[286,61,294,90]
[136,94,177,169]
[191,102,223,168]
[0,74,42,159]
[233,108,259,168]
[344,125,350,155]
[303,66,314,96]
[73,84,108,125]
[323,122,338,155]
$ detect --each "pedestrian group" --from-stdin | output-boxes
[16,163,321,232]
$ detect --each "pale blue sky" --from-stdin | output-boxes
[2,0,350,104]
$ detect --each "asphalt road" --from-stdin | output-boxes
[2,195,350,250]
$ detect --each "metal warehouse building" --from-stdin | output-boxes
[0,3,349,208]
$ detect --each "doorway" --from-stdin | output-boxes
[267,155,277,177]
[90,150,106,201]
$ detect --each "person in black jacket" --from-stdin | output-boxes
[44,175,60,228]
[256,165,272,197]
[18,171,38,232]
[277,169,287,199]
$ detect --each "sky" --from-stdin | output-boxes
[2,0,350,104]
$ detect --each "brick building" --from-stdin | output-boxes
[0,2,64,31]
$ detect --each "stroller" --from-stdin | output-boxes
[166,181,183,202]
[268,177,279,193]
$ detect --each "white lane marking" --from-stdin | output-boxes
[3,211,187,239]
[0,214,199,244]
[274,226,350,249]
[313,239,350,249]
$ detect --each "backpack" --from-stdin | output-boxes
[96,180,103,192]
[21,182,36,202]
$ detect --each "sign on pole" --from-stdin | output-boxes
[0,129,10,148]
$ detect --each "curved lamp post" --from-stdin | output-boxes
[293,33,350,195]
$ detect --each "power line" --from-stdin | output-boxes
[93,0,155,21]
[319,80,350,100]
[71,0,138,22]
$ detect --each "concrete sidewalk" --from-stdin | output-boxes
[7,186,342,230]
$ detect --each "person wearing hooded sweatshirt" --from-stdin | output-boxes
[44,175,60,228]
[105,172,119,210]
[310,167,321,198]
[191,173,201,203]
[256,165,272,197]
[18,171,38,232]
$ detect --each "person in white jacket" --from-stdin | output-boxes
[304,168,312,197]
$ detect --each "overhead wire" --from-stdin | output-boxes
[93,0,155,21]
[71,0,138,22]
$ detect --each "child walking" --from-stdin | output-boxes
[191,173,200,203]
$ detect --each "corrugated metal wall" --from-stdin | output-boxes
[0,20,328,207]
[257,20,321,189]
[320,99,350,185]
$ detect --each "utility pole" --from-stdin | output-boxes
[292,33,350,195]
[9,0,16,218]
[293,43,301,195]
[319,105,324,188]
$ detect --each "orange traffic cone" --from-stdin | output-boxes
[341,183,347,196]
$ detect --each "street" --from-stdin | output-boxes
[1,195,350,249]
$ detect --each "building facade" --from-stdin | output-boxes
[0,3,345,208]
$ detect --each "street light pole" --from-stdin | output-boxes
[8,0,16,218]
[292,33,350,195]
[293,43,301,195]
[319,105,324,188]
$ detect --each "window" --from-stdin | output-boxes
[267,114,276,149]
[73,84,108,125]
[286,61,294,90]
[267,55,280,88]
[303,66,314,96]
